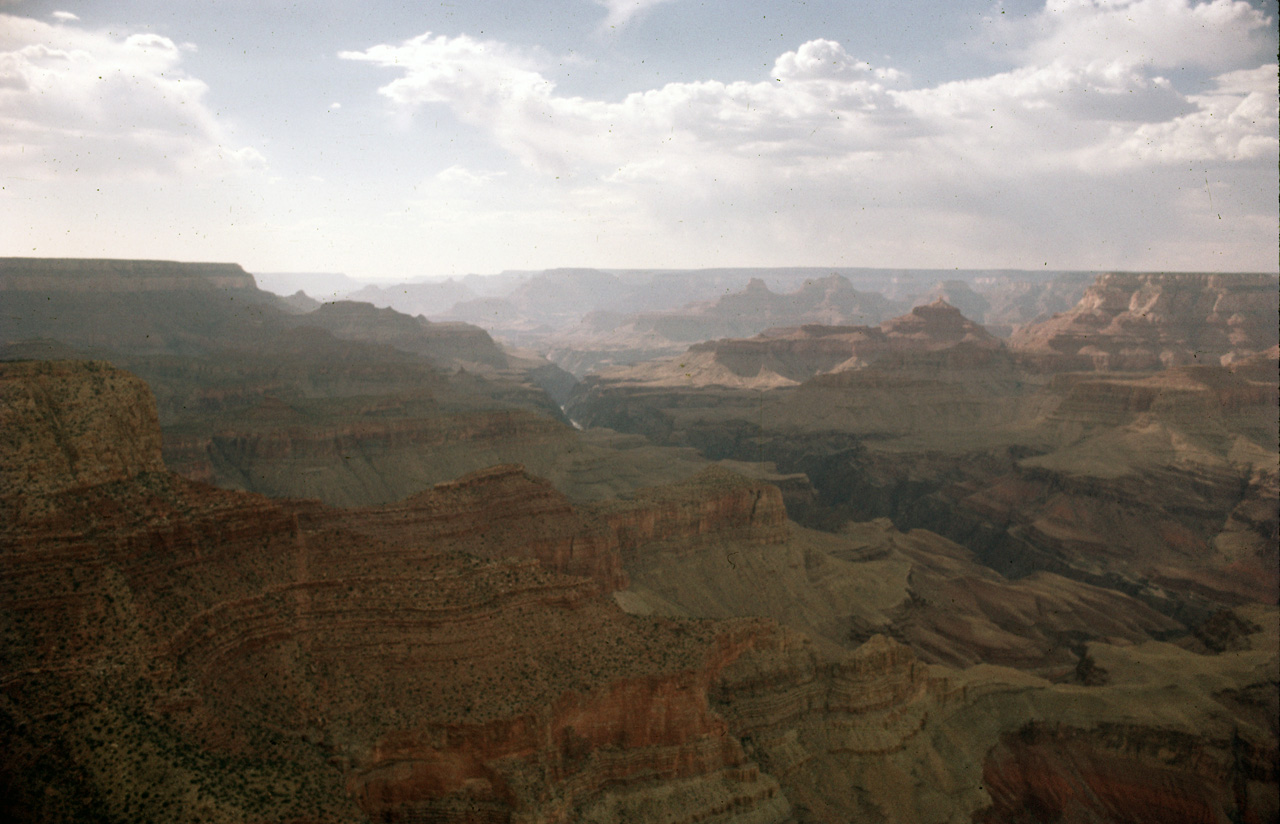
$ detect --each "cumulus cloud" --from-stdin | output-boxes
[342,19,1273,184]
[1006,0,1274,71]
[1108,63,1279,164]
[1,12,275,266]
[0,13,264,179]
[341,1,1275,271]
[51,11,79,22]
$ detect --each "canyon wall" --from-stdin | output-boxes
[3,349,1276,824]
[1010,272,1279,370]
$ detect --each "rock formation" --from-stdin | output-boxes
[0,360,790,823]
[1010,272,1279,370]
[2,359,1276,824]
[282,300,509,368]
[568,286,1279,625]
[0,360,164,501]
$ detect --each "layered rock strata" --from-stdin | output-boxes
[4,359,1276,824]
[0,360,790,823]
[1010,272,1279,370]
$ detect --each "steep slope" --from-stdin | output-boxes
[3,360,1275,824]
[282,300,508,368]
[0,257,518,372]
[0,360,164,501]
[2,258,606,507]
[569,290,1278,623]
[0,360,792,824]
[571,299,1000,390]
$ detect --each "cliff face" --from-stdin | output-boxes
[3,360,1277,824]
[980,722,1278,824]
[328,464,629,592]
[1010,273,1279,371]
[284,300,508,368]
[0,258,258,291]
[0,360,795,824]
[592,466,791,560]
[568,299,1002,392]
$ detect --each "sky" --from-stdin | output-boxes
[1,0,1276,281]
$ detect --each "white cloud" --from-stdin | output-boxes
[592,0,680,30]
[0,14,264,179]
[435,165,505,185]
[341,4,1276,273]
[1108,63,1279,164]
[51,11,78,23]
[1007,0,1275,71]
[0,13,276,266]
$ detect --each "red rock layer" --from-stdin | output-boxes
[324,464,628,591]
[979,723,1279,824]
[1010,273,1279,371]
[592,466,790,560]
[0,361,793,823]
[686,299,1000,381]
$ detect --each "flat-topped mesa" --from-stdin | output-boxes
[1010,272,1279,371]
[0,360,164,502]
[0,257,258,291]
[591,466,790,558]
[287,300,508,368]
[682,300,1000,383]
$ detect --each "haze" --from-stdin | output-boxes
[2,0,1277,279]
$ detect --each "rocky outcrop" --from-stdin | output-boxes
[4,359,1278,824]
[329,464,629,591]
[176,408,574,506]
[980,721,1278,824]
[592,466,790,560]
[541,274,903,377]
[570,300,1001,391]
[0,360,163,501]
[1010,273,1279,371]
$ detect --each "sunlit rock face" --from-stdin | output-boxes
[1009,272,1279,371]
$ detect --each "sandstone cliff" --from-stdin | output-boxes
[571,299,1001,389]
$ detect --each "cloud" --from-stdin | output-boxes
[341,2,1276,272]
[591,0,680,29]
[51,11,78,22]
[0,12,276,267]
[1107,63,1279,164]
[0,13,264,180]
[1006,0,1275,71]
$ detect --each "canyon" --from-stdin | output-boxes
[1,260,1277,823]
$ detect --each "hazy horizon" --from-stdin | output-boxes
[2,0,1277,280]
